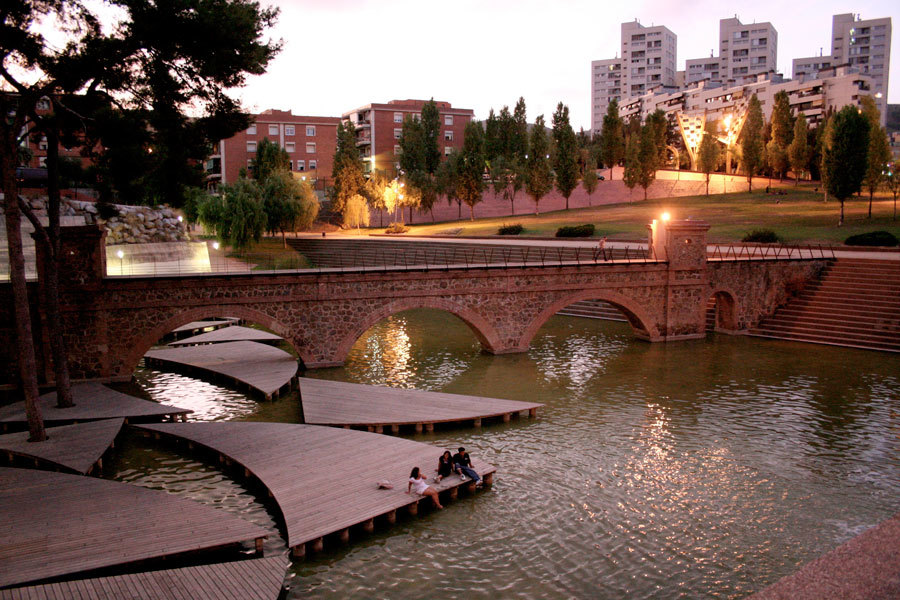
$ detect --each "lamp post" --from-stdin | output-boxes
[116,249,124,275]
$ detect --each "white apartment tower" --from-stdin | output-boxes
[685,17,777,86]
[591,20,676,135]
[793,13,891,124]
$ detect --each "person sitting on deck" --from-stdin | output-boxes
[435,450,453,483]
[407,466,443,509]
[452,447,482,486]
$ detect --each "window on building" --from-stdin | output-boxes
[394,128,402,139]
[285,142,295,153]
[306,142,316,153]
[444,131,453,141]
[297,160,305,171]
[38,136,48,150]
[247,124,257,135]
[394,112,403,123]
[36,98,50,110]
[285,125,295,136]
[38,156,47,167]
[394,145,401,155]
[309,160,317,170]
[444,115,453,126]
[247,141,257,152]
[289,160,293,171]
[268,124,279,136]
[306,126,316,136]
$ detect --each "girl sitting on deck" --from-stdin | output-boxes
[407,466,443,509]
[435,451,453,483]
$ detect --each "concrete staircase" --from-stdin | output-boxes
[748,258,900,352]
[556,300,628,322]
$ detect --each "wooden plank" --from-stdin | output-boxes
[136,423,496,551]
[0,468,269,588]
[168,326,282,347]
[300,378,542,428]
[0,419,123,474]
[0,383,191,425]
[145,341,298,399]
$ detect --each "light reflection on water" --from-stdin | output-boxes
[115,309,900,600]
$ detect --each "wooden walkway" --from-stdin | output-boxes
[168,325,282,347]
[167,319,238,341]
[300,378,542,433]
[0,467,269,588]
[0,557,287,600]
[0,419,123,474]
[136,422,496,558]
[144,341,298,400]
[0,383,191,432]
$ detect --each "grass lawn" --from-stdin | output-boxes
[366,187,900,244]
[227,236,313,270]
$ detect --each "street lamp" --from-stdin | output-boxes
[116,249,124,275]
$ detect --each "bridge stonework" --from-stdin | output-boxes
[0,222,827,386]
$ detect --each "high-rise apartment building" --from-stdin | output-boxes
[590,20,676,135]
[793,13,891,123]
[684,18,777,87]
[341,99,474,174]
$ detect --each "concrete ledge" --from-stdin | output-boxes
[750,512,900,600]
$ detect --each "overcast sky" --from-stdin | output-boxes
[236,0,898,130]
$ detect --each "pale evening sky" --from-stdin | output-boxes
[235,0,898,130]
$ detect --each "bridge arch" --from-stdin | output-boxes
[121,305,310,377]
[703,287,741,333]
[331,297,503,365]
[520,289,661,348]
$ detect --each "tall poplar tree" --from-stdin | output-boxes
[600,100,625,180]
[860,96,889,218]
[551,102,579,210]
[766,91,793,181]
[457,121,485,220]
[740,94,765,192]
[636,124,658,200]
[511,97,528,162]
[525,115,554,214]
[697,121,722,196]
[824,105,870,225]
[421,99,441,175]
[788,113,810,184]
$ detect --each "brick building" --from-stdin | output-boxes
[20,97,97,172]
[341,99,475,174]
[207,109,340,188]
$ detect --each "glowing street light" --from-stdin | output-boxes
[116,249,124,275]
[661,212,671,222]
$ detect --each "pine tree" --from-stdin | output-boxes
[551,102,579,210]
[788,113,810,185]
[740,94,765,192]
[525,115,554,214]
[600,100,625,180]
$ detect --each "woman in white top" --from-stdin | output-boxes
[407,466,443,509]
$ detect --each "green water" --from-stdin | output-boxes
[117,309,900,599]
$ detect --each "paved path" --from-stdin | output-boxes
[0,467,269,588]
[0,556,288,600]
[144,341,298,400]
[136,422,496,558]
[0,383,190,431]
[0,419,123,474]
[300,378,541,432]
[169,325,282,346]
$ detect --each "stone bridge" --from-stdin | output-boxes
[0,220,827,385]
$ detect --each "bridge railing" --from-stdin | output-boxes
[707,244,836,262]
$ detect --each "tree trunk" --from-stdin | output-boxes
[42,125,74,408]
[705,175,710,196]
[469,204,474,221]
[408,205,413,224]
[430,207,435,223]
[748,175,753,193]
[868,192,873,218]
[1,123,46,442]
[565,197,569,210]
[457,199,461,220]
[839,199,845,226]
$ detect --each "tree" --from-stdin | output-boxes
[740,94,765,192]
[582,168,599,204]
[409,170,438,222]
[511,97,528,162]
[824,105,870,225]
[201,178,267,253]
[788,113,810,184]
[330,120,362,210]
[252,138,289,181]
[262,170,318,246]
[646,110,669,167]
[483,108,502,163]
[457,120,485,220]
[342,193,370,232]
[436,150,462,220]
[491,155,524,215]
[600,100,625,180]
[421,99,441,175]
[864,125,890,218]
[768,91,793,181]
[551,102,579,210]
[885,164,899,220]
[622,133,639,195]
[363,169,391,226]
[525,115,554,214]
[697,121,722,196]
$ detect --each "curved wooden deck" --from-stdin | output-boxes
[0,557,288,600]
[144,341,298,400]
[0,467,269,588]
[0,383,190,432]
[168,325,282,347]
[136,422,496,558]
[0,419,123,474]
[300,378,542,432]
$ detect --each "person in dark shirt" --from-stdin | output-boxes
[435,450,453,482]
[452,447,482,485]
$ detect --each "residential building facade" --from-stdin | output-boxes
[208,109,340,187]
[341,99,474,174]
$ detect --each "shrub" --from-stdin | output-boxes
[498,223,524,235]
[556,224,595,238]
[742,229,781,243]
[95,200,120,221]
[844,231,899,247]
[385,222,409,234]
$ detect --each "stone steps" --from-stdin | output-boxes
[556,300,627,322]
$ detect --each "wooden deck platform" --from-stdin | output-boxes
[168,325,282,347]
[0,383,191,432]
[0,467,269,588]
[166,319,238,341]
[0,556,287,600]
[300,378,542,433]
[144,341,298,400]
[0,419,123,474]
[136,422,496,558]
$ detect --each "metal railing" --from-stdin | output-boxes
[706,244,836,262]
